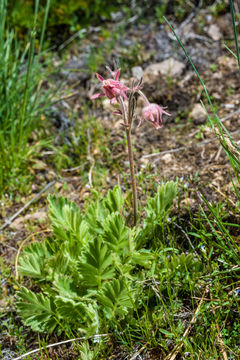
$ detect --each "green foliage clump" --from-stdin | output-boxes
[7,0,119,34]
[0,0,57,196]
[16,183,185,335]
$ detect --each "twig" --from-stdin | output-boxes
[0,180,56,232]
[208,184,236,208]
[210,291,228,360]
[54,91,79,103]
[164,286,209,360]
[13,334,110,360]
[129,345,146,360]
[61,161,88,172]
[0,242,18,252]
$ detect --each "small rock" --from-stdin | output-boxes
[190,103,206,125]
[161,153,173,164]
[207,24,222,41]
[10,211,47,230]
[218,55,237,70]
[61,56,90,83]
[25,211,47,222]
[131,66,143,79]
[10,217,24,230]
[110,11,123,22]
[120,39,135,47]
[102,99,113,112]
[144,58,185,78]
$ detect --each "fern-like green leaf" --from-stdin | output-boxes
[84,201,107,235]
[16,287,57,333]
[103,212,129,252]
[48,195,88,246]
[78,238,115,288]
[98,278,133,319]
[53,274,80,299]
[18,242,51,279]
[104,185,124,213]
[145,181,178,225]
[55,296,89,320]
[55,297,99,335]
[130,249,154,268]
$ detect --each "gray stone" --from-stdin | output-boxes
[144,58,185,78]
[62,56,90,83]
[190,103,207,125]
[131,66,144,79]
[207,24,222,41]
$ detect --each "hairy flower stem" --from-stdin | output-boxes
[126,128,137,226]
[137,90,150,106]
[119,96,137,226]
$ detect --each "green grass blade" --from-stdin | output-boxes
[230,0,240,71]
[39,0,51,53]
[224,43,238,59]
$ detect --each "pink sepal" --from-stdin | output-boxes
[96,73,104,82]
[91,93,104,100]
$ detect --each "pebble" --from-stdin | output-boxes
[161,153,173,164]
[61,56,90,83]
[144,58,185,78]
[131,66,144,79]
[189,103,206,125]
[207,24,222,41]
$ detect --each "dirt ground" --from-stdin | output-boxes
[0,5,240,360]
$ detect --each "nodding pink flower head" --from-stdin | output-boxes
[141,103,171,129]
[91,68,129,102]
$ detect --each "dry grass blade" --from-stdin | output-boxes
[0,180,56,232]
[12,334,110,360]
[164,286,209,360]
[210,291,228,360]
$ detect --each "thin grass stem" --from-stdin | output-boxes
[230,0,240,71]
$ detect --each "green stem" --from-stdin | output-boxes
[230,0,240,72]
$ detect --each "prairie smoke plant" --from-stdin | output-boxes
[91,66,171,225]
[141,103,171,130]
[91,69,129,103]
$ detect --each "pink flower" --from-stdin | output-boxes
[91,69,129,103]
[141,103,170,129]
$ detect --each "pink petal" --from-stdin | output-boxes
[161,109,171,116]
[96,73,104,82]
[91,93,104,100]
[113,109,122,116]
[114,69,121,80]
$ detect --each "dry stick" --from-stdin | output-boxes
[119,96,137,226]
[129,345,147,360]
[0,180,56,232]
[12,334,109,360]
[210,291,228,360]
[164,286,209,360]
